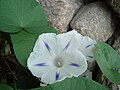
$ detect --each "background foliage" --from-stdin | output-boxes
[95,42,120,84]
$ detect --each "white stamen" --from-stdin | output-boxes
[54,57,63,68]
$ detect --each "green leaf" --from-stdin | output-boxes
[0,0,58,67]
[94,42,120,84]
[31,77,109,90]
[0,0,47,33]
[10,30,39,67]
[10,27,57,68]
[0,84,14,90]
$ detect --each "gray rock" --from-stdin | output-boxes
[36,0,83,32]
[112,30,120,54]
[70,1,118,41]
[105,0,120,18]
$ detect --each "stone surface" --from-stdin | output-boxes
[105,0,120,18]
[70,1,118,41]
[112,30,120,55]
[36,0,83,32]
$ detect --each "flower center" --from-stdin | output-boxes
[54,57,64,68]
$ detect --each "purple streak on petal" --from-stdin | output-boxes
[35,63,48,66]
[70,63,80,67]
[56,71,59,80]
[85,44,92,48]
[44,42,51,52]
[88,56,94,58]
[64,41,71,50]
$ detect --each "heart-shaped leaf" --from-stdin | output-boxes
[94,42,120,84]
[30,77,109,90]
[10,30,39,67]
[10,26,57,68]
[0,84,14,90]
[0,0,47,33]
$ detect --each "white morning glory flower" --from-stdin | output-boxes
[27,30,96,84]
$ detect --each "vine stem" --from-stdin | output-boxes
[4,60,17,80]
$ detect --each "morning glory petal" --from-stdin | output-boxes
[56,71,59,80]
[57,30,83,53]
[33,33,57,56]
[27,52,53,77]
[70,63,80,67]
[35,63,48,66]
[41,69,72,84]
[63,40,71,50]
[78,36,97,62]
[63,51,87,77]
[41,70,57,84]
[43,41,51,53]
[58,68,72,79]
[85,44,92,48]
